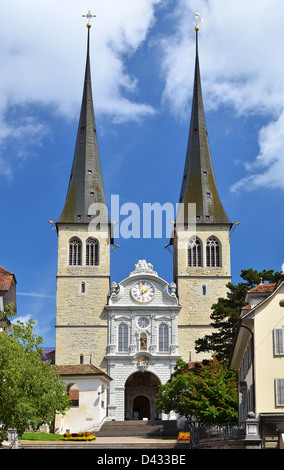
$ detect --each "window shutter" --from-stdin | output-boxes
[273,328,284,355]
[275,378,284,406]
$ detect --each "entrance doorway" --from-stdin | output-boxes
[124,371,161,420]
[133,395,150,420]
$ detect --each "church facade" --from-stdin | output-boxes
[54,23,232,423]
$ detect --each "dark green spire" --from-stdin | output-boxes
[57,26,106,225]
[178,29,231,226]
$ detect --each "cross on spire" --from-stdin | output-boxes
[82,10,96,28]
[194,11,203,31]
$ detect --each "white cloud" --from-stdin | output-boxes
[0,0,161,176]
[11,313,32,325]
[0,0,160,121]
[231,111,284,191]
[17,292,56,299]
[2,0,284,190]
[158,0,284,191]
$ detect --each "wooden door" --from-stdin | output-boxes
[133,395,150,420]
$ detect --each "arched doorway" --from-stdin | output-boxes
[124,371,161,420]
[133,395,150,420]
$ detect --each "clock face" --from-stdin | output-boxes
[131,281,155,303]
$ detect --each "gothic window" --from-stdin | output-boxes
[86,237,99,266]
[159,324,169,352]
[69,237,82,266]
[206,236,221,267]
[188,237,202,267]
[118,324,129,352]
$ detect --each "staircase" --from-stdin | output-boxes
[19,420,192,449]
[96,419,178,438]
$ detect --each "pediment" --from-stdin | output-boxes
[108,260,179,308]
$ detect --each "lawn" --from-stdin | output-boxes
[21,433,63,440]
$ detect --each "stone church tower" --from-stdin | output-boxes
[54,20,232,419]
[172,27,232,362]
[55,25,112,370]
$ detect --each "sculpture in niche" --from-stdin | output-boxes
[140,332,147,350]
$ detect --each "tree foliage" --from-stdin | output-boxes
[0,304,70,442]
[195,268,282,361]
[156,358,238,427]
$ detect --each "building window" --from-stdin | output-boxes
[275,378,284,406]
[67,384,79,407]
[80,354,84,364]
[206,236,221,267]
[86,238,99,266]
[188,237,202,267]
[159,324,169,352]
[273,328,284,356]
[69,238,82,265]
[202,285,206,296]
[118,324,128,352]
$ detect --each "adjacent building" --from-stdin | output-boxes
[230,275,284,447]
[0,265,17,317]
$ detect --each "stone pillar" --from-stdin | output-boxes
[8,429,18,449]
[244,412,262,449]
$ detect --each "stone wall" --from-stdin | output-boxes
[173,224,231,362]
[55,224,110,369]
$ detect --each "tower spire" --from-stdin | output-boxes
[57,16,106,225]
[178,21,231,226]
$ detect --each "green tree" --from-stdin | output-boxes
[156,358,238,427]
[0,305,70,443]
[195,269,281,361]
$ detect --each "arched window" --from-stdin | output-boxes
[159,324,169,352]
[67,383,79,407]
[118,324,129,352]
[206,236,221,267]
[188,237,202,267]
[69,237,82,266]
[86,237,99,266]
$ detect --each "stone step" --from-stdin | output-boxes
[19,442,187,450]
[96,420,178,437]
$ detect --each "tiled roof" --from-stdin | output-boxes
[247,283,276,294]
[0,266,15,292]
[55,364,112,380]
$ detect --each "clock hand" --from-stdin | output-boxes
[139,283,146,295]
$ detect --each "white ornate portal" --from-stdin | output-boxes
[105,260,181,421]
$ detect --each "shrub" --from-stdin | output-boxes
[61,431,96,441]
[177,432,190,441]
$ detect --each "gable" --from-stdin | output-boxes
[109,273,179,308]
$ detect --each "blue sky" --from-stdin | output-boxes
[1,0,283,346]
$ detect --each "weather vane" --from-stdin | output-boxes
[194,12,203,31]
[82,10,96,28]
